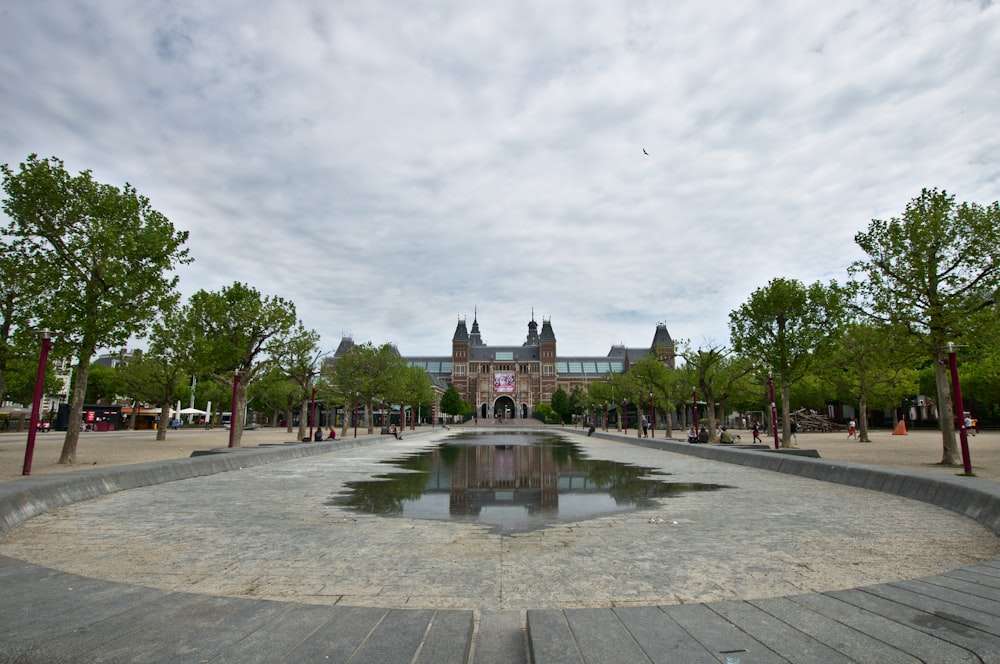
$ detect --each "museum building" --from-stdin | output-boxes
[400,314,676,420]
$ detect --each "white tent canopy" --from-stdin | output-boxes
[177,408,208,416]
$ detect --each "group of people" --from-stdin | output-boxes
[686,426,709,443]
[309,427,336,442]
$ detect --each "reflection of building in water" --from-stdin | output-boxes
[448,445,560,515]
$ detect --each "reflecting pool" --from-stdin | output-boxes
[329,431,730,532]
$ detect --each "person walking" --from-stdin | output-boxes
[641,416,649,438]
[847,419,857,439]
[790,418,798,444]
[752,421,762,444]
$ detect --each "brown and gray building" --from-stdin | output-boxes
[399,314,675,420]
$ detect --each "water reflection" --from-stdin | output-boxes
[329,432,729,532]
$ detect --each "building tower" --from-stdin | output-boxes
[539,318,557,403]
[451,317,471,402]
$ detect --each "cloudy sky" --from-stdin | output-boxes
[2,2,998,357]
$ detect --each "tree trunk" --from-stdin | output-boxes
[230,383,247,447]
[341,402,349,438]
[156,399,170,441]
[127,400,139,430]
[59,349,94,464]
[284,408,293,433]
[858,393,871,442]
[780,380,792,448]
[933,350,959,464]
[297,397,308,441]
[704,390,718,442]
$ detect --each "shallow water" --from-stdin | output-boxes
[329,431,729,532]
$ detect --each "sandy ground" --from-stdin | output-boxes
[1,423,997,483]
[0,426,379,482]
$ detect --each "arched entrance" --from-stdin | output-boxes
[494,396,516,420]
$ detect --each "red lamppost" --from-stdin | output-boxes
[947,343,973,475]
[309,386,316,441]
[22,329,54,476]
[768,376,779,450]
[228,371,241,448]
[692,388,699,432]
[649,392,654,439]
[353,392,359,439]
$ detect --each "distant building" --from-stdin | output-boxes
[95,348,142,368]
[334,313,675,420]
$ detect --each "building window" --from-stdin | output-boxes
[543,366,553,376]
[455,366,465,376]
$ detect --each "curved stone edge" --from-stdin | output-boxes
[529,432,1000,663]
[0,438,377,535]
[585,432,1000,536]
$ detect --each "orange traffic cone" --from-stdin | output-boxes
[892,420,907,435]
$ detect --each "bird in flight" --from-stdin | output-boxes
[643,148,649,156]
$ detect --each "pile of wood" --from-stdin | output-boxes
[792,409,838,432]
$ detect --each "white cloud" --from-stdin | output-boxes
[2,0,998,356]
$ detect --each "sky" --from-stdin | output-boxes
[2,1,998,358]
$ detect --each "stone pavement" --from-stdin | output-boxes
[2,426,1000,662]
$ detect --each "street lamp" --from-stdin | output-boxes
[649,392,654,439]
[768,376,779,450]
[692,387,699,432]
[309,385,316,441]
[22,329,54,476]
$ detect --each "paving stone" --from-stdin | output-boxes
[746,596,921,664]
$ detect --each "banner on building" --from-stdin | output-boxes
[494,372,515,393]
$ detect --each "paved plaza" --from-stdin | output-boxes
[3,426,1000,662]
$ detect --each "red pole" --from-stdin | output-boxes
[228,372,240,448]
[22,331,53,476]
[309,386,316,440]
[947,343,973,474]
[604,403,609,431]
[768,377,779,449]
[649,392,654,438]
[353,393,359,438]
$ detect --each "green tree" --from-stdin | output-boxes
[682,344,755,442]
[1,347,63,406]
[814,320,920,441]
[268,323,322,441]
[0,236,46,403]
[568,386,588,426]
[550,386,571,424]
[248,366,300,430]
[84,361,120,404]
[179,282,297,446]
[328,342,406,434]
[116,300,195,438]
[2,155,191,463]
[394,364,434,431]
[850,188,1000,464]
[439,384,464,422]
[729,278,843,447]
